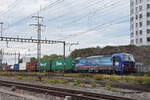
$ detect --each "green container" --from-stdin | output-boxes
[37,60,51,71]
[52,58,74,71]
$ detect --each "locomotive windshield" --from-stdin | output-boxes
[123,54,135,62]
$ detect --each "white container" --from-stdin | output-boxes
[19,63,26,70]
[10,65,14,70]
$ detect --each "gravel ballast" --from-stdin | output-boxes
[0,76,149,100]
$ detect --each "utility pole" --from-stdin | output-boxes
[18,52,20,64]
[66,42,79,51]
[0,22,3,37]
[63,41,65,72]
[30,13,45,63]
[15,52,16,64]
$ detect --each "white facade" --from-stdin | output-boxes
[130,0,150,45]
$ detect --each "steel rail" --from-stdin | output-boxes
[0,80,135,100]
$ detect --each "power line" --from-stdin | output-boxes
[43,0,92,18]
[60,16,129,38]
[46,0,107,22]
[0,0,21,16]
[4,0,64,32]
[62,1,128,26]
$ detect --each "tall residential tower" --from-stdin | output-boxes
[130,0,150,45]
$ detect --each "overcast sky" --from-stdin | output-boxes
[0,0,130,64]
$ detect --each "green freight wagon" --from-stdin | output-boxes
[37,60,51,71]
[52,58,74,72]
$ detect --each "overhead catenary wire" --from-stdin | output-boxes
[3,0,64,32]
[56,15,129,39]
[59,0,129,26]
[0,0,21,17]
[46,0,109,22]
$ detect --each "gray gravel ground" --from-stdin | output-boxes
[0,93,27,100]
[0,76,150,100]
[0,86,64,100]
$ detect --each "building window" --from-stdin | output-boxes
[140,38,142,43]
[136,39,138,43]
[136,23,138,27]
[147,29,150,34]
[139,22,142,27]
[131,32,134,37]
[139,6,142,11]
[139,30,142,34]
[147,12,150,17]
[139,14,142,18]
[131,17,134,21]
[147,20,150,25]
[147,4,150,9]
[131,1,134,6]
[136,0,138,5]
[147,37,150,42]
[136,7,138,13]
[131,24,134,30]
[131,40,134,44]
[136,31,138,35]
[136,15,138,19]
[139,0,142,3]
[131,9,134,14]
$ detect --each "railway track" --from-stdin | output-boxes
[1,73,150,92]
[0,80,136,100]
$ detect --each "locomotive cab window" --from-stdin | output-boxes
[74,60,80,64]
[112,57,121,66]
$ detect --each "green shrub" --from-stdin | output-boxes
[90,81,97,87]
[105,84,111,90]
[73,81,79,86]
[73,78,82,86]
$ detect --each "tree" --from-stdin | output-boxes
[31,57,37,62]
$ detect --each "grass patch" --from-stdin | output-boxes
[111,88,120,92]
[93,74,104,80]
[109,75,118,82]
[90,81,97,87]
[64,73,80,77]
[15,75,23,79]
[105,84,111,90]
[41,78,69,84]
